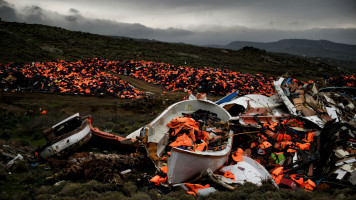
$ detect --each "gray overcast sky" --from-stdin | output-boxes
[1,0,356,45]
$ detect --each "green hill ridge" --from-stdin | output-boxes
[0,21,351,80]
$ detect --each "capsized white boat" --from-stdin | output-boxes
[38,113,92,159]
[126,99,233,184]
[219,94,282,110]
[217,93,289,128]
[219,94,285,118]
[208,156,277,188]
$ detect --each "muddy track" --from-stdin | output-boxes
[115,74,222,101]
[116,74,165,95]
[115,74,188,101]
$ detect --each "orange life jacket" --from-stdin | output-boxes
[185,183,210,196]
[260,141,272,149]
[271,166,284,185]
[150,175,167,185]
[232,148,244,162]
[169,133,193,147]
[224,171,236,181]
[303,179,316,191]
[257,133,268,141]
[193,142,208,151]
[196,130,210,141]
[287,148,297,153]
[160,166,167,174]
[269,122,279,131]
[167,117,199,137]
[296,142,310,150]
[275,134,292,142]
[302,132,315,143]
[290,174,304,186]
[277,141,293,150]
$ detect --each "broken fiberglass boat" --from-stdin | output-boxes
[207,156,277,189]
[88,118,139,152]
[38,113,139,159]
[219,94,289,127]
[38,113,92,159]
[126,99,233,184]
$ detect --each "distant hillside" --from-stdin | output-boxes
[209,39,356,62]
[0,21,352,80]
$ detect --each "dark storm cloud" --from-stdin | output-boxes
[64,15,78,22]
[64,18,194,41]
[69,8,79,14]
[65,9,80,22]
[1,0,356,45]
[0,0,20,21]
[25,5,45,24]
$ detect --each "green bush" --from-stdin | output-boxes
[78,190,100,200]
[121,181,137,197]
[58,182,88,198]
[13,191,30,200]
[85,180,115,193]
[131,192,152,200]
[279,188,312,200]
[99,191,128,200]
[33,194,53,200]
[35,185,51,196]
[162,190,195,200]
[247,191,282,200]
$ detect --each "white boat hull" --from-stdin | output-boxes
[150,100,232,184]
[127,100,232,184]
[128,100,233,184]
[40,123,91,159]
[168,139,232,184]
[208,156,277,187]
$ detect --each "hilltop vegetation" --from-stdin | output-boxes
[0,21,352,81]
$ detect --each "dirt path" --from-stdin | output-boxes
[116,74,222,101]
[115,74,188,101]
[116,74,165,95]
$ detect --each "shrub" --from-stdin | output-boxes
[13,191,30,200]
[163,190,195,200]
[35,185,51,196]
[131,192,152,200]
[58,182,86,197]
[85,180,115,193]
[247,191,281,200]
[100,191,128,200]
[121,181,137,197]
[279,188,312,200]
[79,190,100,200]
